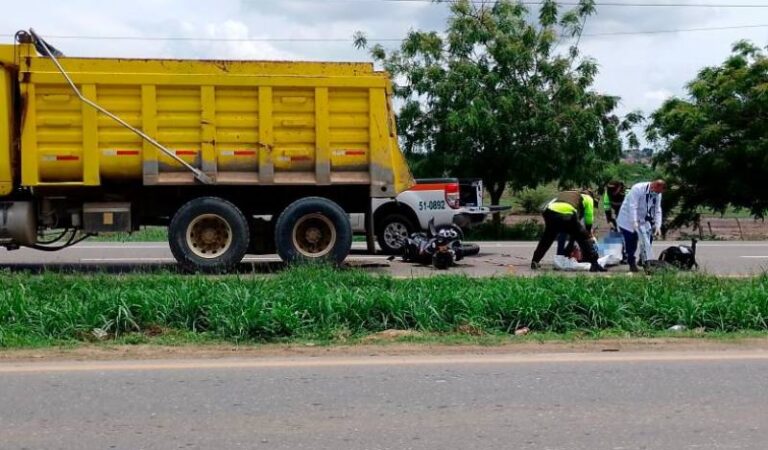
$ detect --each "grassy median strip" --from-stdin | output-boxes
[1,267,768,347]
[88,227,168,242]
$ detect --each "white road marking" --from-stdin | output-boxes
[678,243,768,248]
[78,256,391,263]
[474,242,768,248]
[72,244,169,249]
[740,256,768,259]
[58,241,768,251]
[79,258,175,263]
[465,243,538,248]
[2,351,768,374]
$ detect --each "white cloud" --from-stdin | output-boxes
[2,0,768,118]
[192,20,298,60]
[644,89,675,103]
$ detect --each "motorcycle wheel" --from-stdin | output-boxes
[459,243,480,257]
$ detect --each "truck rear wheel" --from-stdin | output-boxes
[169,197,249,273]
[275,197,352,265]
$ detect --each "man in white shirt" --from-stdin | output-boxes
[617,180,666,272]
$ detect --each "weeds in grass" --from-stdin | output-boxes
[1,267,767,347]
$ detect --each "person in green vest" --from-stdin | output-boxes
[603,180,627,232]
[531,190,606,272]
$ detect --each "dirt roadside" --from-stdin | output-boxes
[2,337,768,363]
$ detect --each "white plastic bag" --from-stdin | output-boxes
[597,244,623,267]
[638,223,654,263]
[553,255,592,271]
[598,254,621,267]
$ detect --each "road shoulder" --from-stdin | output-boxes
[3,337,768,363]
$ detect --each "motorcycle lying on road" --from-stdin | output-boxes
[396,219,480,270]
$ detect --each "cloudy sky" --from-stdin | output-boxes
[2,0,768,123]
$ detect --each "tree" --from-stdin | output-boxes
[355,0,636,218]
[598,161,663,189]
[649,41,768,224]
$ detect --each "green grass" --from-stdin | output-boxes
[698,207,756,220]
[2,267,768,348]
[482,183,558,213]
[89,226,168,242]
[466,220,543,241]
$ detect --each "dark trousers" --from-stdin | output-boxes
[621,227,653,266]
[533,209,598,264]
[621,228,638,266]
[556,233,572,256]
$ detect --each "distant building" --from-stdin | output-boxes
[621,147,653,165]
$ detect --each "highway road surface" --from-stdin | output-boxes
[1,241,767,276]
[1,351,767,450]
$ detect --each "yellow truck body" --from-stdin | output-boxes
[0,35,414,271]
[0,66,12,196]
[0,42,412,194]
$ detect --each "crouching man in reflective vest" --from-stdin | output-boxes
[531,190,606,272]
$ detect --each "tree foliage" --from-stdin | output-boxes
[355,0,638,208]
[598,161,663,188]
[649,40,768,222]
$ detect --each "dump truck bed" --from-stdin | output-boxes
[0,43,413,197]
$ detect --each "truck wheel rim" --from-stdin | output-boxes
[292,213,336,258]
[383,222,408,249]
[186,214,233,259]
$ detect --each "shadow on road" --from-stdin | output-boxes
[0,261,287,275]
[0,259,391,276]
[0,247,391,275]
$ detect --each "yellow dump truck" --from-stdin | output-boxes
[0,31,413,271]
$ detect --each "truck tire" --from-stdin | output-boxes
[274,197,352,265]
[169,197,249,273]
[376,213,415,255]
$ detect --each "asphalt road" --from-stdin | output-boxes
[1,352,767,450]
[0,241,767,276]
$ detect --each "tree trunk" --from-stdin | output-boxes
[488,182,506,226]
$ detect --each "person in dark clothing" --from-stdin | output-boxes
[531,190,606,272]
[602,180,628,263]
[555,211,588,257]
[603,180,627,232]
